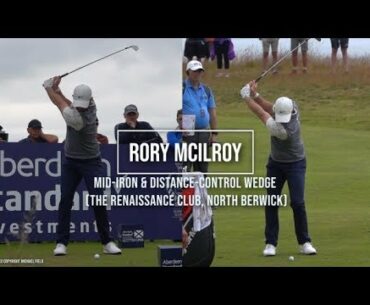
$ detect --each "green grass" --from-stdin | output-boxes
[208,124,370,266]
[203,58,370,266]
[0,240,179,267]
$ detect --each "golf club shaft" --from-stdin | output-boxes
[60,45,138,78]
[255,38,310,83]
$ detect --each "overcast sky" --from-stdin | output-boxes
[0,38,182,142]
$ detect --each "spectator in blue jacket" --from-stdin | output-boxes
[167,109,182,148]
[183,60,217,173]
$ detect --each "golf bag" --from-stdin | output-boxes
[182,173,215,267]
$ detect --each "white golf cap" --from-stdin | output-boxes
[273,97,293,123]
[72,84,92,108]
[186,60,204,72]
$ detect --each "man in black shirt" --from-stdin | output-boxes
[114,104,163,144]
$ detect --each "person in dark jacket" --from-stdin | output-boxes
[114,104,163,144]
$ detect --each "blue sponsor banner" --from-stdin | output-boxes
[0,143,182,242]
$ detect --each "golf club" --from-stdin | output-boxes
[255,38,321,83]
[60,45,139,78]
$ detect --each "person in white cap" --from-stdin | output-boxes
[43,76,121,256]
[240,80,317,257]
[183,60,218,173]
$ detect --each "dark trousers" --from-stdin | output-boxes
[183,131,210,173]
[57,157,112,246]
[265,157,311,246]
[215,40,230,69]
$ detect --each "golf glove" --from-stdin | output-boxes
[43,78,54,89]
[240,84,251,99]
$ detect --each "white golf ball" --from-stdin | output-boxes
[94,253,100,259]
[289,256,295,261]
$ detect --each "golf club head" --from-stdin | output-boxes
[131,45,139,51]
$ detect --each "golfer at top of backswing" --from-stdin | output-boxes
[240,80,317,257]
[43,76,121,256]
